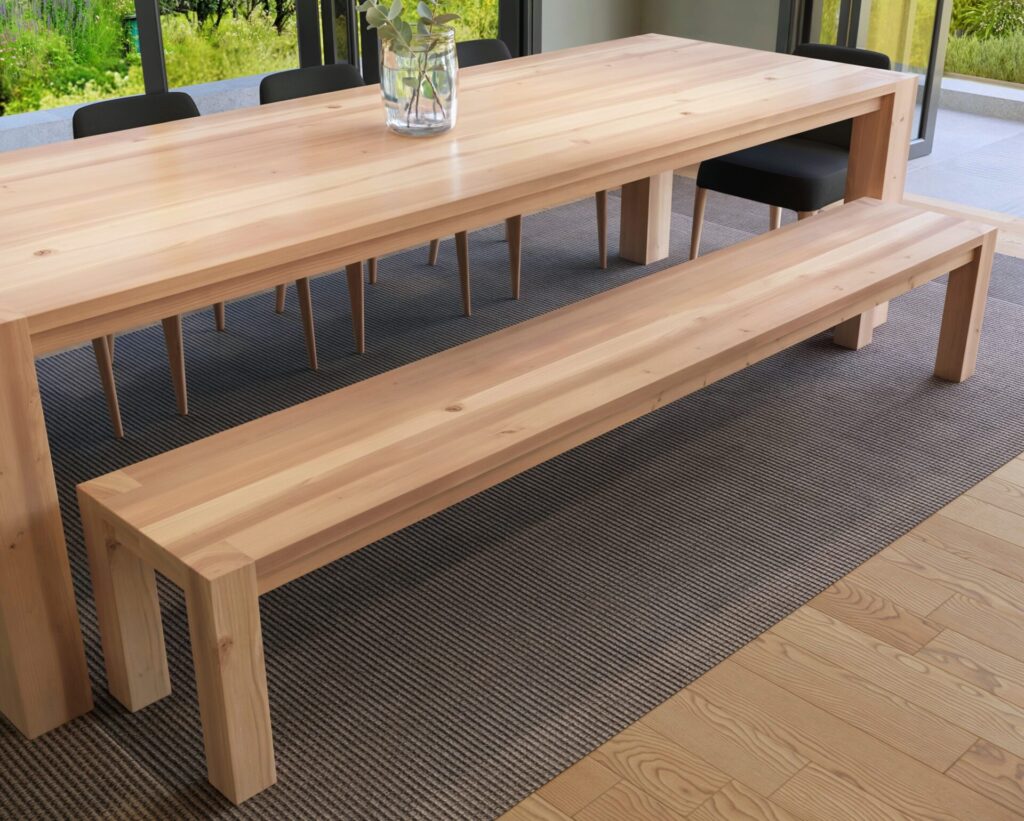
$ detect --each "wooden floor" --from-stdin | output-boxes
[502,200,1024,821]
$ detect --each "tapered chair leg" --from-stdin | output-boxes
[770,206,783,230]
[690,186,708,261]
[92,337,124,439]
[596,191,608,269]
[161,316,188,417]
[796,211,815,221]
[428,239,441,267]
[507,216,523,300]
[106,334,116,364]
[368,258,378,285]
[213,302,226,332]
[275,285,287,314]
[345,261,366,354]
[296,278,318,371]
[456,231,471,317]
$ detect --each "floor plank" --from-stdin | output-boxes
[733,632,975,771]
[640,688,807,797]
[913,514,1024,584]
[573,781,685,821]
[918,630,1024,710]
[690,781,801,821]
[773,607,1024,760]
[930,593,1024,661]
[808,578,943,653]
[588,723,729,814]
[771,763,911,821]
[947,740,1024,818]
[847,552,953,615]
[501,794,575,821]
[535,757,621,817]
[691,661,1016,821]
[941,495,1024,549]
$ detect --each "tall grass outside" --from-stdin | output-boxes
[0,0,497,116]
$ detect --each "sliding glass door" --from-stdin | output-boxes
[791,0,952,157]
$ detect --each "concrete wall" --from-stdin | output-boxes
[641,0,781,51]
[541,0,641,51]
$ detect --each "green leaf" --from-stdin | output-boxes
[417,1,432,20]
[388,0,402,21]
[365,6,387,27]
[402,76,419,87]
[432,13,459,24]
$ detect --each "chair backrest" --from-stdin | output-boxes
[259,63,365,105]
[72,92,200,139]
[456,38,512,68]
[793,44,892,149]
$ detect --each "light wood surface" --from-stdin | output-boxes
[79,199,992,803]
[507,215,523,299]
[0,34,917,738]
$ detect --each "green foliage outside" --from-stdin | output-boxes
[0,0,493,116]
[817,0,1024,85]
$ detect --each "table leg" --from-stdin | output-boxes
[619,171,674,265]
[0,315,92,738]
[834,77,916,349]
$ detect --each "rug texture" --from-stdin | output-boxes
[3,178,1024,820]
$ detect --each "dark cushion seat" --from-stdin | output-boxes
[457,38,513,67]
[696,137,850,213]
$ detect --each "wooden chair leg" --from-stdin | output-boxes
[80,495,170,712]
[275,285,287,314]
[428,239,441,266]
[161,316,188,417]
[92,337,124,439]
[368,258,378,285]
[507,216,523,300]
[770,206,783,230]
[456,230,471,317]
[690,186,708,261]
[106,334,116,364]
[796,211,815,221]
[935,235,996,382]
[345,262,366,354]
[596,190,608,269]
[214,302,226,332]
[296,278,318,371]
[185,562,276,805]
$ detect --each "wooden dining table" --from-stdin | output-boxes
[0,34,915,739]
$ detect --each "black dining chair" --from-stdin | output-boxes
[689,44,892,259]
[426,38,610,316]
[259,63,373,359]
[73,91,206,438]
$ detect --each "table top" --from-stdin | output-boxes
[0,34,909,344]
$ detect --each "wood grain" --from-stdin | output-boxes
[913,512,1024,584]
[691,781,799,821]
[919,630,1024,710]
[574,780,685,821]
[771,762,909,821]
[809,578,942,653]
[947,740,1024,818]
[0,315,92,738]
[534,757,620,817]
[733,631,974,771]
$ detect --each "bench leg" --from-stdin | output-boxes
[185,563,276,805]
[81,496,171,712]
[935,235,996,383]
[620,171,674,265]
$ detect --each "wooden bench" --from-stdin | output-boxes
[78,198,996,804]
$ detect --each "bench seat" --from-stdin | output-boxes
[78,198,996,804]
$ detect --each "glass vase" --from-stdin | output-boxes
[379,28,458,137]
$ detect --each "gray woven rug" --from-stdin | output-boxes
[4,178,1024,819]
